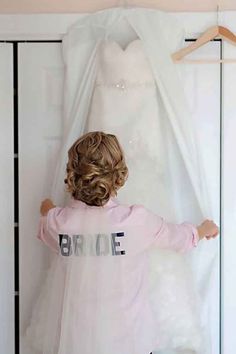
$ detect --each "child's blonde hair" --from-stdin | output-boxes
[65,131,128,206]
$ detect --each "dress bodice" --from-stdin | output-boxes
[96,39,155,88]
[87,37,170,216]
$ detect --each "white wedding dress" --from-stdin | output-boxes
[24,38,203,354]
[86,38,203,353]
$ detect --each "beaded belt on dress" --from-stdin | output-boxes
[95,79,155,90]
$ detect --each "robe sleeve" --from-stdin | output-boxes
[37,207,63,254]
[134,205,199,253]
[152,217,199,253]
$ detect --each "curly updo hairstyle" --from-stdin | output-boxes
[65,131,128,207]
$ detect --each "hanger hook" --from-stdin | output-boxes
[118,0,129,8]
[217,4,220,26]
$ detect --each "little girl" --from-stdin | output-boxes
[38,131,218,354]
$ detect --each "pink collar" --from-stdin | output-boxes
[68,196,119,209]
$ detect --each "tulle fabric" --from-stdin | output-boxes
[24,254,66,354]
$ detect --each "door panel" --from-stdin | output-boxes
[0,43,14,354]
[181,41,221,354]
[222,42,236,354]
[18,43,64,353]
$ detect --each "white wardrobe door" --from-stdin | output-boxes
[0,43,14,354]
[18,43,64,351]
[182,41,221,354]
[222,42,236,354]
[17,40,221,354]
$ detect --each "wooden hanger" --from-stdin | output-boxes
[172,6,236,64]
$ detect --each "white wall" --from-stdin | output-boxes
[0,0,235,14]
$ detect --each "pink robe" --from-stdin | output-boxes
[37,196,199,354]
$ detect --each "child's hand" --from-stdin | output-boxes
[40,198,55,216]
[197,219,219,240]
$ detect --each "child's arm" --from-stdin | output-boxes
[152,217,218,252]
[137,205,219,253]
[37,198,61,254]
